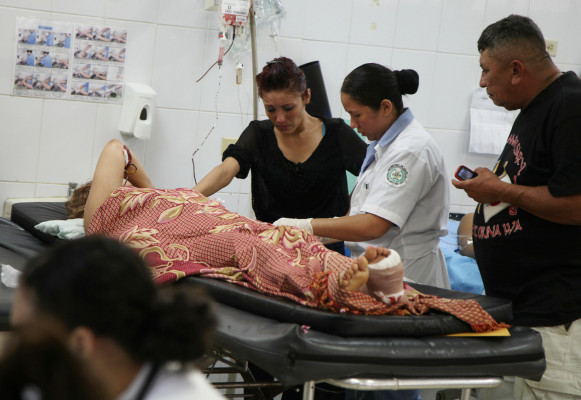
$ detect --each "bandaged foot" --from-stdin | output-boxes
[365,247,405,305]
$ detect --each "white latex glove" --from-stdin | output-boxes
[273,217,313,234]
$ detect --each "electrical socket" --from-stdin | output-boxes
[546,40,558,57]
[221,137,237,153]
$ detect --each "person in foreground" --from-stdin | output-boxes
[453,15,581,400]
[11,236,225,400]
[0,322,107,400]
[194,57,366,230]
[275,64,450,291]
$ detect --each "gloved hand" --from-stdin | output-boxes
[273,217,313,234]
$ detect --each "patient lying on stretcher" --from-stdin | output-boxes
[67,139,507,330]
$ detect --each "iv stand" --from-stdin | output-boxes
[249,4,258,120]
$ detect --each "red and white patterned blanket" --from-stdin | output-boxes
[88,187,509,332]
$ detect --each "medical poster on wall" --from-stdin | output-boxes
[13,17,127,103]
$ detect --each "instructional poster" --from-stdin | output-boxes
[13,17,127,103]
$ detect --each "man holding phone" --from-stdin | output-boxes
[454,165,477,181]
[453,15,581,400]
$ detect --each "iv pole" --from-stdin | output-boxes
[249,4,258,120]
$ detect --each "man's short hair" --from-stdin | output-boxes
[478,15,548,62]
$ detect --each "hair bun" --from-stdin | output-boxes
[394,69,419,95]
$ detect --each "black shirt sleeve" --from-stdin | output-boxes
[222,120,266,179]
[324,118,368,175]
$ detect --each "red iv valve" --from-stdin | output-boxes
[217,31,227,66]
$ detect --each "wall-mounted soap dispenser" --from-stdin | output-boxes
[119,82,156,140]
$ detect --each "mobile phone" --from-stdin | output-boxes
[455,165,477,181]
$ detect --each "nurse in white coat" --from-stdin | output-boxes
[275,64,450,290]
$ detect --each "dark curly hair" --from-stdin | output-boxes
[21,236,218,365]
[65,181,92,219]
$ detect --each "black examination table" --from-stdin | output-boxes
[0,202,546,400]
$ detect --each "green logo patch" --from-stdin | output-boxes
[386,164,408,186]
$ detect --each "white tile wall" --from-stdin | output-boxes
[145,107,199,189]
[428,53,480,131]
[302,0,352,43]
[484,0,530,26]
[152,25,207,110]
[349,0,398,48]
[106,0,159,24]
[438,0,486,55]
[394,0,443,52]
[51,0,106,18]
[36,100,97,184]
[1,0,581,214]
[156,0,208,29]
[0,96,43,182]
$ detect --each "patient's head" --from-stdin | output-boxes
[65,181,92,218]
[12,236,217,366]
[256,56,307,99]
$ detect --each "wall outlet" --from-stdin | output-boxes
[546,40,558,57]
[221,137,237,153]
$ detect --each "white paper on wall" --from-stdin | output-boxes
[13,17,128,103]
[469,87,519,155]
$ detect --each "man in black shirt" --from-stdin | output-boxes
[453,15,581,400]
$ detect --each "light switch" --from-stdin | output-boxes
[546,40,558,57]
[221,137,237,153]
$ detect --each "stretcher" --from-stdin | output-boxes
[0,202,546,400]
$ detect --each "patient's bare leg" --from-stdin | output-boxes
[365,247,405,304]
[83,139,153,230]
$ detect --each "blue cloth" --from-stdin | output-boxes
[64,35,71,48]
[360,109,414,173]
[26,53,34,66]
[45,33,54,46]
[439,220,460,252]
[443,248,484,295]
[439,219,484,294]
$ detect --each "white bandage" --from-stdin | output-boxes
[273,217,313,234]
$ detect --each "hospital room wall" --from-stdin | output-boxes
[1,0,580,217]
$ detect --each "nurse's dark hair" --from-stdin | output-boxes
[20,236,217,365]
[341,63,419,114]
[477,14,548,62]
[256,56,307,98]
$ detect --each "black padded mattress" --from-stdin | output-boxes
[212,301,545,386]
